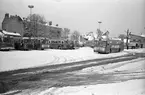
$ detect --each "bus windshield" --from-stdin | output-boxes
[97,41,107,47]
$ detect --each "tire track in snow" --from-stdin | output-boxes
[47,56,60,64]
[13,54,137,76]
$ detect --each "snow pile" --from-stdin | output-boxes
[124,48,145,53]
[39,79,145,95]
[79,58,145,74]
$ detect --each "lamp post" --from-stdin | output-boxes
[98,21,102,30]
[28,5,34,37]
[28,5,34,21]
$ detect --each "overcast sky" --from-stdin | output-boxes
[0,0,145,37]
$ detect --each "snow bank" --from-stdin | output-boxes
[79,58,145,74]
[38,79,145,95]
[124,48,145,53]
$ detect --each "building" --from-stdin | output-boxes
[2,13,62,39]
[129,34,145,48]
[2,13,24,36]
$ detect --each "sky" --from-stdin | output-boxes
[0,0,145,37]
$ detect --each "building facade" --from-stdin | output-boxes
[2,13,24,36]
[129,34,145,48]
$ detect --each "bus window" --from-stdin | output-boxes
[98,41,107,46]
[0,37,2,42]
[3,37,12,43]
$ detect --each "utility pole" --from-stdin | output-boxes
[126,29,131,49]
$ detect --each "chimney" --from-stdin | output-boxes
[49,21,52,26]
[5,13,9,18]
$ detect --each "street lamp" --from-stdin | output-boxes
[28,5,34,37]
[28,5,34,20]
[98,21,102,30]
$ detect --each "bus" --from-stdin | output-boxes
[14,37,50,50]
[0,36,15,50]
[49,39,74,49]
[0,30,21,51]
[40,38,50,50]
[94,39,124,53]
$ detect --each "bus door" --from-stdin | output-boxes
[41,39,49,50]
[22,38,33,50]
[106,41,111,53]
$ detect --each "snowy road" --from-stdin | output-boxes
[0,48,145,95]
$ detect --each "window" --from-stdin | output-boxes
[0,37,2,42]
[133,39,136,41]
[3,37,11,43]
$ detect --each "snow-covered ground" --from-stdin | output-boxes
[1,48,145,95]
[39,79,145,95]
[37,57,145,95]
[124,48,145,53]
[0,47,145,72]
[78,58,145,74]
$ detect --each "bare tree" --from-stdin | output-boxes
[96,29,103,40]
[62,28,70,39]
[118,34,126,41]
[27,14,46,24]
[23,14,47,37]
[70,30,80,43]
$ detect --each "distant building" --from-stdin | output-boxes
[129,34,145,48]
[2,13,24,36]
[44,25,62,39]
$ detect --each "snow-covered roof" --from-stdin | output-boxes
[141,34,145,37]
[2,30,21,37]
[110,37,121,40]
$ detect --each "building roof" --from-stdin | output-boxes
[141,34,145,37]
[130,34,145,38]
[1,30,21,37]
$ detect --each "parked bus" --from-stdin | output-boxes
[0,36,15,50]
[49,39,74,49]
[94,39,124,53]
[0,30,21,51]
[40,38,50,50]
[14,37,51,50]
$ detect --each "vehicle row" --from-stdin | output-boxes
[0,36,75,51]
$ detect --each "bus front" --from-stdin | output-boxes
[94,40,107,53]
